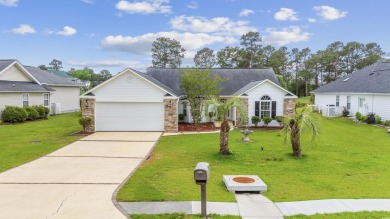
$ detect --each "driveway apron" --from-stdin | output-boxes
[0,132,161,219]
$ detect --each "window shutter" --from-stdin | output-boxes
[255,101,259,117]
[271,101,276,118]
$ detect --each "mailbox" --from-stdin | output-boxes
[194,162,210,185]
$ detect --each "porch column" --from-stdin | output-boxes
[236,97,248,127]
[81,98,95,132]
[283,98,296,117]
[163,99,178,132]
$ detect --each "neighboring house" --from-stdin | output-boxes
[81,68,297,132]
[0,59,81,114]
[49,70,91,87]
[312,60,390,120]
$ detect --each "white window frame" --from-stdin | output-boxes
[43,93,50,107]
[347,96,351,110]
[260,95,272,118]
[22,93,29,107]
[336,95,340,107]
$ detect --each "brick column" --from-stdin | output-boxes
[236,97,248,127]
[81,98,95,132]
[163,99,178,132]
[283,98,296,117]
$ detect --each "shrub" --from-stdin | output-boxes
[360,115,367,121]
[366,113,376,124]
[79,117,93,132]
[295,102,307,109]
[23,106,39,120]
[33,105,50,119]
[263,116,272,126]
[342,107,349,117]
[1,106,28,123]
[208,111,214,120]
[275,116,284,126]
[178,113,185,121]
[355,112,362,120]
[251,116,261,127]
[375,115,381,124]
[309,93,315,104]
[382,120,390,126]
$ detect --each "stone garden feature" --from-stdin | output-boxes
[240,128,254,142]
[223,175,267,193]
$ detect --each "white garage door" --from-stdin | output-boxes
[95,102,164,131]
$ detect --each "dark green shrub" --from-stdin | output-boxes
[360,115,367,121]
[382,120,390,126]
[275,116,284,126]
[355,112,362,120]
[263,116,272,126]
[23,106,39,120]
[33,105,50,119]
[375,115,381,124]
[251,116,261,127]
[366,113,375,124]
[178,113,185,121]
[1,106,28,123]
[79,117,93,132]
[309,93,315,104]
[342,107,349,117]
[295,102,307,109]
[208,111,214,121]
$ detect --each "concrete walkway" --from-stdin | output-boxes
[0,132,161,219]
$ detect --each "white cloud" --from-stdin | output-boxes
[274,8,299,21]
[314,5,347,20]
[67,59,146,69]
[56,26,77,36]
[239,9,254,17]
[186,1,198,9]
[263,26,311,46]
[81,0,95,3]
[170,15,256,36]
[12,24,36,35]
[101,31,234,55]
[308,18,317,23]
[0,0,18,7]
[115,0,171,14]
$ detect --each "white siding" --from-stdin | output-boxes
[92,71,167,102]
[49,86,80,113]
[246,81,288,125]
[315,93,390,120]
[0,65,32,82]
[0,92,50,112]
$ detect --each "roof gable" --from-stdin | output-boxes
[0,60,41,84]
[234,79,296,97]
[25,66,80,86]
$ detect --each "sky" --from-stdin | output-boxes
[1,0,390,74]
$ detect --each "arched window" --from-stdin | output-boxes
[260,95,271,118]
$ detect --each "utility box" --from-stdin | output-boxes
[194,162,210,185]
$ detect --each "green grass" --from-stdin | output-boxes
[286,211,390,219]
[117,116,390,202]
[296,96,311,104]
[0,112,83,172]
[131,214,240,219]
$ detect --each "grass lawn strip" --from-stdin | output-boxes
[117,116,390,202]
[131,214,240,219]
[286,211,390,219]
[0,112,82,172]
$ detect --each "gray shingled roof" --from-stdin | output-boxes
[25,66,80,86]
[312,60,390,94]
[0,60,16,72]
[146,68,280,96]
[0,81,55,92]
[131,69,180,96]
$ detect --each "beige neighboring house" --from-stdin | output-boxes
[0,59,81,114]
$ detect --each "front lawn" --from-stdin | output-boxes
[286,211,390,219]
[0,112,83,172]
[117,116,390,202]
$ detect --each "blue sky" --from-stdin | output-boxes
[1,0,389,74]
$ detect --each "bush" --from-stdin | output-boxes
[178,113,185,121]
[360,115,367,121]
[382,120,390,126]
[251,116,261,127]
[342,107,349,117]
[263,116,272,126]
[375,115,381,124]
[33,105,50,119]
[355,112,362,120]
[366,113,376,124]
[1,106,28,123]
[295,102,307,109]
[23,106,39,120]
[275,116,284,126]
[208,112,214,120]
[79,117,93,132]
[310,93,315,104]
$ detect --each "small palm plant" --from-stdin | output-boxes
[282,105,319,157]
[208,97,247,155]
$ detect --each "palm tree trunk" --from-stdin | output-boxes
[220,119,230,155]
[290,123,301,157]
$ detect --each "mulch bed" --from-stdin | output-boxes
[178,122,216,132]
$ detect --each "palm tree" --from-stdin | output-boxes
[282,105,319,157]
[208,97,247,155]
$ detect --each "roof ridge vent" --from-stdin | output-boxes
[343,78,350,82]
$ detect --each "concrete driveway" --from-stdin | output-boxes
[0,132,161,219]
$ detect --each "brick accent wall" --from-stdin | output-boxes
[81,98,95,132]
[283,98,296,117]
[163,99,178,132]
[236,97,249,127]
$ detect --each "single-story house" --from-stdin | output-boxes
[49,70,91,87]
[80,68,297,132]
[0,59,81,114]
[312,60,390,120]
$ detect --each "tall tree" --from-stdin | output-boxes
[180,68,224,125]
[240,31,262,68]
[217,46,240,68]
[151,37,186,68]
[194,48,216,68]
[299,48,312,96]
[49,59,63,71]
[356,42,384,69]
[269,46,289,78]
[90,69,112,87]
[289,48,302,96]
[68,67,92,81]
[37,65,48,70]
[342,41,364,74]
[259,45,276,67]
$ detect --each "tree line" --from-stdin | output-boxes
[151,32,385,96]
